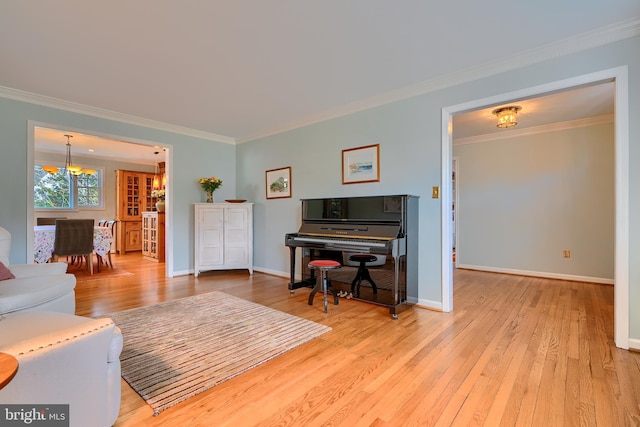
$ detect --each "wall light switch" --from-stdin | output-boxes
[432,186,439,198]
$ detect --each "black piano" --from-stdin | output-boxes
[285,194,419,318]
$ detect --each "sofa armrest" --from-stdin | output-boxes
[9,262,68,278]
[0,312,122,427]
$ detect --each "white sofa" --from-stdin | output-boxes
[0,226,76,315]
[0,311,123,427]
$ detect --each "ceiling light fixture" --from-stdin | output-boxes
[41,165,59,174]
[41,134,96,176]
[63,135,84,176]
[492,106,521,128]
[153,152,161,189]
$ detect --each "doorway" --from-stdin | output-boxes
[440,66,629,349]
[28,121,174,278]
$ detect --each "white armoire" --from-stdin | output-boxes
[194,203,253,276]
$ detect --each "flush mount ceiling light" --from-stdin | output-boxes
[492,105,522,128]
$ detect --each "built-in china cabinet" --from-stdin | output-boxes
[115,169,157,254]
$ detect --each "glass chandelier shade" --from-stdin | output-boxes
[41,134,96,176]
[492,106,522,128]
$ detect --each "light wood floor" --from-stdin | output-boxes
[75,253,640,426]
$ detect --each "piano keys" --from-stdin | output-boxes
[285,194,419,318]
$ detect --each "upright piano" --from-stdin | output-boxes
[285,195,419,318]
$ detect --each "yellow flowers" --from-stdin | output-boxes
[151,189,166,200]
[198,176,223,193]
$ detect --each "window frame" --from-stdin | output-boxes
[34,163,106,211]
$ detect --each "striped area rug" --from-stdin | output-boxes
[102,291,331,415]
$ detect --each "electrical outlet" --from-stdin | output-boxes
[563,250,571,258]
[432,186,439,198]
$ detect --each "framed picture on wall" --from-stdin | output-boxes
[342,144,380,184]
[266,167,292,199]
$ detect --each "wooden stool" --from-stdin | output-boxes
[349,254,378,298]
[308,260,341,313]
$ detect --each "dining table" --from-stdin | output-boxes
[34,225,113,264]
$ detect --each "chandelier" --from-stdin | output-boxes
[42,134,96,176]
[491,106,521,128]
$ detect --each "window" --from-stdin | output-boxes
[34,164,104,209]
[76,173,101,207]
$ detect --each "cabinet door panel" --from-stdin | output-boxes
[127,229,141,251]
[200,246,223,265]
[201,209,224,227]
[225,246,247,265]
[224,209,247,229]
[199,229,223,265]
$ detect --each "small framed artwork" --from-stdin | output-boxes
[342,144,380,184]
[266,167,292,199]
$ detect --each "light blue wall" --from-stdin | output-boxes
[1,35,638,338]
[237,35,639,334]
[453,123,615,280]
[0,97,236,273]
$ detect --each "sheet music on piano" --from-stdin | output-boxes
[285,194,419,319]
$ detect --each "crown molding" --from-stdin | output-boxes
[1,17,637,145]
[238,17,639,144]
[0,85,236,145]
[453,114,614,146]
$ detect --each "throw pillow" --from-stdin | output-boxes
[0,261,15,280]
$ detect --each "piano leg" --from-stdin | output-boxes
[288,246,296,294]
[288,246,319,293]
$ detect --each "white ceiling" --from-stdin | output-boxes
[34,127,166,166]
[452,82,615,141]
[2,1,637,161]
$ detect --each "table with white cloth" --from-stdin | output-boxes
[34,225,112,264]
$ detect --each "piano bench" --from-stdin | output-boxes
[308,260,341,313]
[349,254,378,298]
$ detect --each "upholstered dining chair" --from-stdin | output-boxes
[53,219,95,275]
[37,217,67,225]
[96,220,117,270]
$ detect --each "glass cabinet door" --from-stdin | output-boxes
[125,173,141,219]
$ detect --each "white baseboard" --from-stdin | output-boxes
[456,264,614,285]
[253,266,294,279]
[415,298,443,311]
[628,338,640,351]
[173,269,191,277]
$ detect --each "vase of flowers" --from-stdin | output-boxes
[198,176,222,203]
[152,189,166,212]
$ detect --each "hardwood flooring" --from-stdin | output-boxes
[75,253,640,426]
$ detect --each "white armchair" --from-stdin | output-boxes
[0,311,123,427]
[0,226,76,315]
